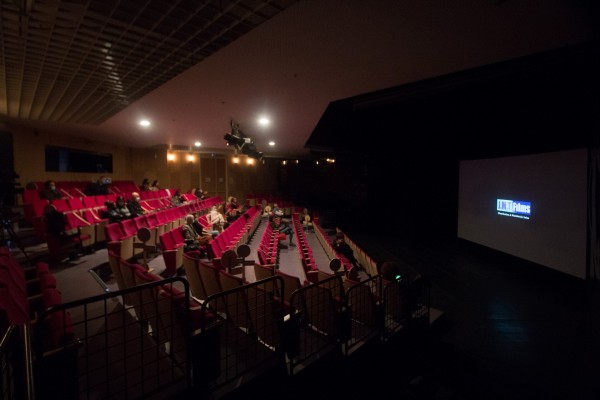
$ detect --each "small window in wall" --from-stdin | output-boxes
[45,146,113,173]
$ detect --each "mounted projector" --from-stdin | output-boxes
[224,132,245,148]
[224,120,263,160]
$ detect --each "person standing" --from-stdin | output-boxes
[271,214,295,247]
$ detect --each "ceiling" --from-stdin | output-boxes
[0,0,598,158]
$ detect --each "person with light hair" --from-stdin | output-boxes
[208,205,225,232]
[182,214,203,253]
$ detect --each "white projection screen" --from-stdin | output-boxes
[457,148,588,279]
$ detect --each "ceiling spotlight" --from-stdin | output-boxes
[194,141,201,147]
[269,141,275,146]
[258,117,270,126]
[139,119,151,127]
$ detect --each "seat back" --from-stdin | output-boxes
[159,231,177,251]
[218,269,252,330]
[254,263,275,282]
[183,251,207,301]
[275,270,303,306]
[105,222,125,242]
[120,218,138,238]
[197,262,225,311]
[51,198,70,213]
[82,196,98,209]
[170,226,186,247]
[118,259,148,320]
[67,197,85,211]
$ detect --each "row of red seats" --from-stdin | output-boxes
[291,213,318,273]
[107,250,211,350]
[313,223,353,278]
[158,206,262,277]
[336,229,379,277]
[34,196,221,264]
[25,180,141,198]
[106,197,222,266]
[257,219,283,266]
[0,247,74,351]
[202,207,261,267]
[23,189,178,224]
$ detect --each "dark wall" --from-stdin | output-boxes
[285,41,600,240]
[0,131,20,208]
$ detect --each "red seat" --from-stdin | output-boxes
[105,222,135,260]
[170,226,185,247]
[31,199,50,218]
[22,189,40,204]
[66,197,86,211]
[51,198,70,213]
[105,222,129,242]
[159,230,184,276]
[82,196,98,209]
[63,212,94,249]
[120,218,138,238]
[159,231,178,251]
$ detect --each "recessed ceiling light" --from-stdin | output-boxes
[268,141,275,146]
[194,141,201,147]
[258,117,270,126]
[139,119,150,127]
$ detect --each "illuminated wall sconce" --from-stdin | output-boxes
[282,160,287,166]
[167,153,176,161]
[232,156,240,164]
[187,154,195,162]
[246,158,255,165]
[326,158,335,163]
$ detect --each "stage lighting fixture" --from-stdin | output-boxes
[224,120,264,160]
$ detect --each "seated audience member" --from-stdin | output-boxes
[149,180,160,191]
[196,214,219,239]
[127,192,146,218]
[208,205,225,233]
[85,176,111,196]
[380,261,403,282]
[140,178,150,191]
[115,196,132,220]
[171,190,184,206]
[40,180,63,200]
[101,200,123,223]
[43,204,79,260]
[272,203,283,217]
[44,204,68,237]
[190,188,202,199]
[100,200,118,222]
[198,189,208,200]
[271,214,295,247]
[262,203,272,217]
[226,196,242,221]
[182,214,211,253]
[333,232,367,277]
[301,208,313,231]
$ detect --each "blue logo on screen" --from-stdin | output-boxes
[497,199,531,219]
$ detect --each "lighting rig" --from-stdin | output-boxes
[224,120,263,160]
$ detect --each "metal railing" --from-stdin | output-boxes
[1,272,430,399]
